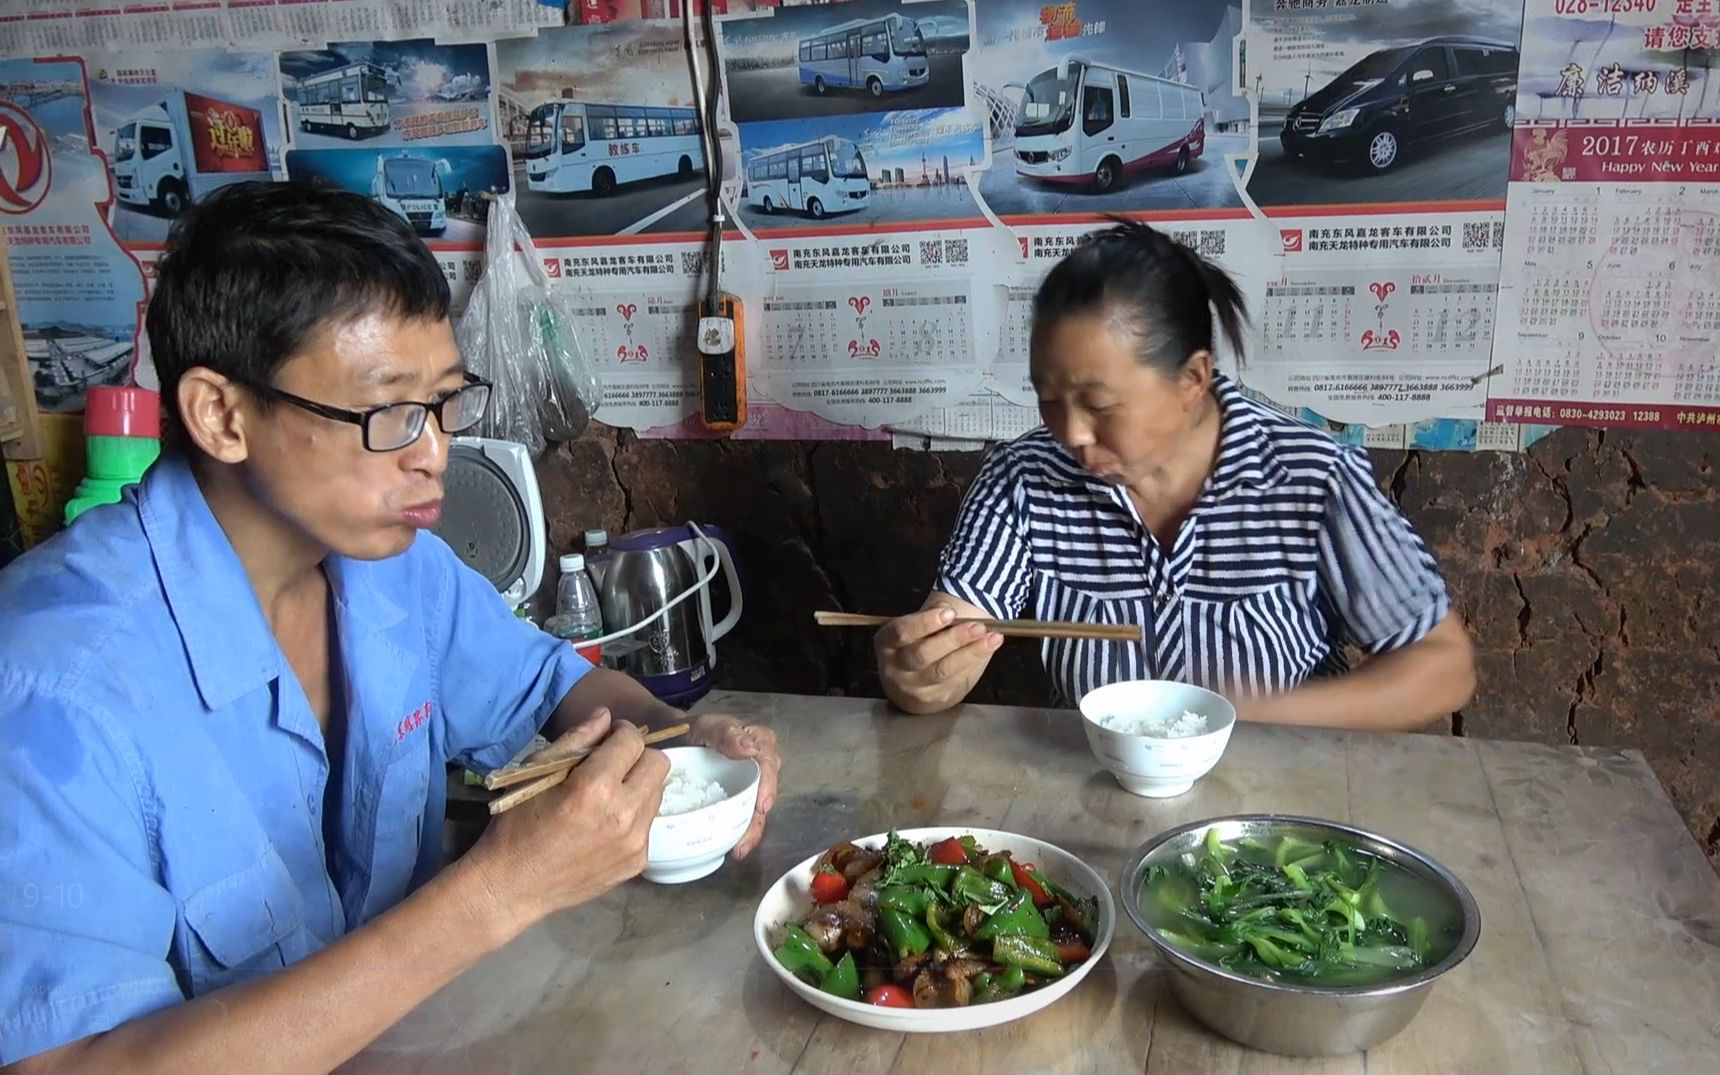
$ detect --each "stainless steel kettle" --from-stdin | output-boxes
[595,524,741,707]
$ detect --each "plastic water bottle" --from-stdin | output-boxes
[583,528,611,592]
[547,553,604,665]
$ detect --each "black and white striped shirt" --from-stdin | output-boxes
[935,373,1451,707]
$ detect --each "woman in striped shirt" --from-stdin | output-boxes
[875,220,1475,732]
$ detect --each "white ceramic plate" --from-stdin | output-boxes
[752,827,1115,1033]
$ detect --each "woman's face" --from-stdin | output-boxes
[1029,312,1210,485]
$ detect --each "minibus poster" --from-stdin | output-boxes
[717,0,971,124]
[85,49,285,249]
[278,38,495,153]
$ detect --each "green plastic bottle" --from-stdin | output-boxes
[64,386,161,525]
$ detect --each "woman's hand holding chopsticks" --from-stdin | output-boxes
[874,602,1007,716]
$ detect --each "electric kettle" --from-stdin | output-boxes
[596,524,742,707]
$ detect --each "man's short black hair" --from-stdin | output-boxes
[146,179,452,452]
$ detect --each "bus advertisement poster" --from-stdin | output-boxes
[0,57,150,416]
[969,0,1250,220]
[284,146,510,247]
[85,49,285,250]
[279,39,495,152]
[734,107,988,233]
[496,20,717,243]
[716,0,972,124]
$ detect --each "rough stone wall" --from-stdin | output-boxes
[542,424,1718,870]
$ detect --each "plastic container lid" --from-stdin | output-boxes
[559,553,586,573]
[83,386,161,439]
[584,528,609,544]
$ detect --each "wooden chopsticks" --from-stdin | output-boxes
[486,722,690,815]
[813,610,1143,644]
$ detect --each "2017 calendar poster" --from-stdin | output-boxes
[893,0,1266,445]
[1238,0,1525,425]
[710,0,998,428]
[1485,0,1719,431]
[490,19,749,433]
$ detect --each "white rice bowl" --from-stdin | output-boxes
[644,746,760,884]
[1078,680,1237,798]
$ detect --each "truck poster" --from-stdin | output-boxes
[85,49,285,248]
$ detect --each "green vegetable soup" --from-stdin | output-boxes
[1139,828,1463,988]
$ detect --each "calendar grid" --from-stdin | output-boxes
[1490,180,1720,428]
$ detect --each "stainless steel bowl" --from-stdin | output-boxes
[1120,814,1481,1057]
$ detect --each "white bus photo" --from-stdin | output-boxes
[743,136,871,220]
[524,101,704,196]
[295,62,390,141]
[797,14,930,99]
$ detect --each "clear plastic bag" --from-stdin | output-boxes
[456,195,601,456]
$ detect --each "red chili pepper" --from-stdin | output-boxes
[929,837,969,866]
[1009,859,1052,907]
[810,869,850,904]
[1055,938,1092,963]
[865,984,915,1008]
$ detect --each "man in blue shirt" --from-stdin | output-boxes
[0,181,783,1072]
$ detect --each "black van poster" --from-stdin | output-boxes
[1244,0,1524,214]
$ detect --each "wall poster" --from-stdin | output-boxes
[1239,0,1525,426]
[1486,0,1719,430]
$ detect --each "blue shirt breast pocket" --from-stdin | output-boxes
[178,849,311,997]
[360,742,433,923]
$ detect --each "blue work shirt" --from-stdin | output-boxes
[0,453,590,1063]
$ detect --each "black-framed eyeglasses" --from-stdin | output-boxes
[252,372,492,452]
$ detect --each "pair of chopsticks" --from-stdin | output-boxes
[813,610,1143,643]
[485,722,690,815]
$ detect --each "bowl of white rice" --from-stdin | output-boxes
[645,746,760,884]
[1077,680,1236,798]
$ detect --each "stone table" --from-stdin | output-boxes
[347,691,1720,1074]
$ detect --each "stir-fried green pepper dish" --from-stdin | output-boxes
[773,832,1100,1009]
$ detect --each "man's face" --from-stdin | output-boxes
[243,313,464,561]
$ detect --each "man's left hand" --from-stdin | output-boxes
[688,712,781,860]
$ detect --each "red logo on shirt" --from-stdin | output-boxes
[396,701,432,742]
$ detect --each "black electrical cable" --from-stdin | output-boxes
[698,0,724,309]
